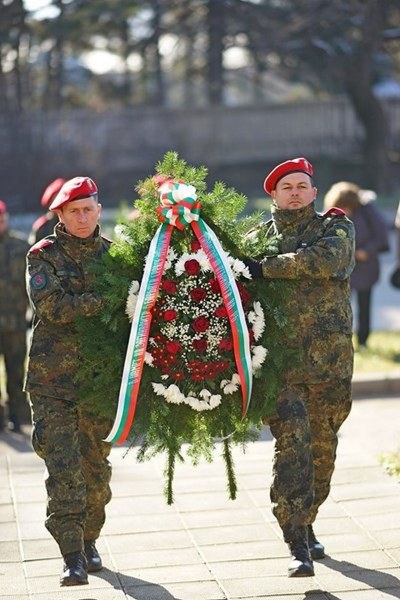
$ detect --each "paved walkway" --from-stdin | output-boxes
[1,382,400,600]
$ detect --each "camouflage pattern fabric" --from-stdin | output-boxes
[30,393,113,555]
[25,223,112,554]
[268,379,352,542]
[0,230,30,426]
[257,202,355,542]
[25,223,111,400]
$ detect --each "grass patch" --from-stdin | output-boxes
[353,331,400,375]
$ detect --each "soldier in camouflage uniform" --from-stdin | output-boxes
[25,177,113,587]
[0,199,30,432]
[245,158,355,578]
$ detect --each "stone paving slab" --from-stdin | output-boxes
[0,394,400,599]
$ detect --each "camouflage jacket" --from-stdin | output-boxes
[24,223,112,400]
[0,231,30,332]
[258,202,355,382]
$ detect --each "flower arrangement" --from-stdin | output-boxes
[126,240,267,414]
[76,152,293,503]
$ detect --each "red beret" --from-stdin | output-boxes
[263,157,314,195]
[0,200,7,215]
[50,176,98,211]
[40,178,66,208]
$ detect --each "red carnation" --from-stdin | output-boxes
[190,287,207,303]
[193,316,210,333]
[172,371,184,381]
[191,240,201,252]
[219,338,233,351]
[163,309,178,321]
[214,305,227,318]
[166,340,181,354]
[193,338,207,352]
[162,280,178,294]
[209,277,220,294]
[185,259,200,276]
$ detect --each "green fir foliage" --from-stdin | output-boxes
[76,151,295,502]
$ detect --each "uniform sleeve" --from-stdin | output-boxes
[260,217,355,280]
[26,252,105,324]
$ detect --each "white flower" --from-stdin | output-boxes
[209,394,222,409]
[196,249,212,271]
[152,382,167,396]
[252,345,268,371]
[231,258,248,278]
[249,301,265,341]
[164,384,185,404]
[199,389,211,399]
[125,280,140,321]
[163,247,177,272]
[144,352,154,366]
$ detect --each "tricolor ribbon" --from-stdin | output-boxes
[105,181,252,445]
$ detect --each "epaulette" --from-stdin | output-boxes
[29,238,55,254]
[321,207,346,217]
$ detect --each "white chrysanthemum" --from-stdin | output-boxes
[196,249,212,271]
[241,265,252,279]
[163,247,177,272]
[209,394,222,409]
[144,352,154,366]
[199,389,211,399]
[164,384,185,404]
[230,258,248,278]
[252,345,268,370]
[125,280,140,321]
[152,382,167,396]
[231,373,240,385]
[250,301,265,341]
[222,382,238,395]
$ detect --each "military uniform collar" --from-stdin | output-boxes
[271,202,316,228]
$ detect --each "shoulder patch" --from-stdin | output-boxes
[30,272,47,290]
[322,207,346,217]
[29,238,55,254]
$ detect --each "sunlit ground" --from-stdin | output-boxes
[353,330,400,373]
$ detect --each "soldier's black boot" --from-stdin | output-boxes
[288,539,314,577]
[84,540,103,572]
[60,551,88,586]
[308,524,325,559]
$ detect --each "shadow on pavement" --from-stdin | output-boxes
[0,427,33,452]
[92,568,179,599]
[324,556,400,599]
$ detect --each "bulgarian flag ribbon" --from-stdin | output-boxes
[105,181,252,445]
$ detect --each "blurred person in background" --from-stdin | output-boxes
[324,182,389,350]
[0,199,30,432]
[29,178,65,245]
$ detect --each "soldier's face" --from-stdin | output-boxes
[271,173,317,211]
[57,197,101,238]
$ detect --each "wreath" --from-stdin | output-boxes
[76,152,294,503]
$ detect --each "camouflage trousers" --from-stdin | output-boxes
[268,378,352,543]
[0,330,29,426]
[29,393,113,556]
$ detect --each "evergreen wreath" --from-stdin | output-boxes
[76,151,295,503]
